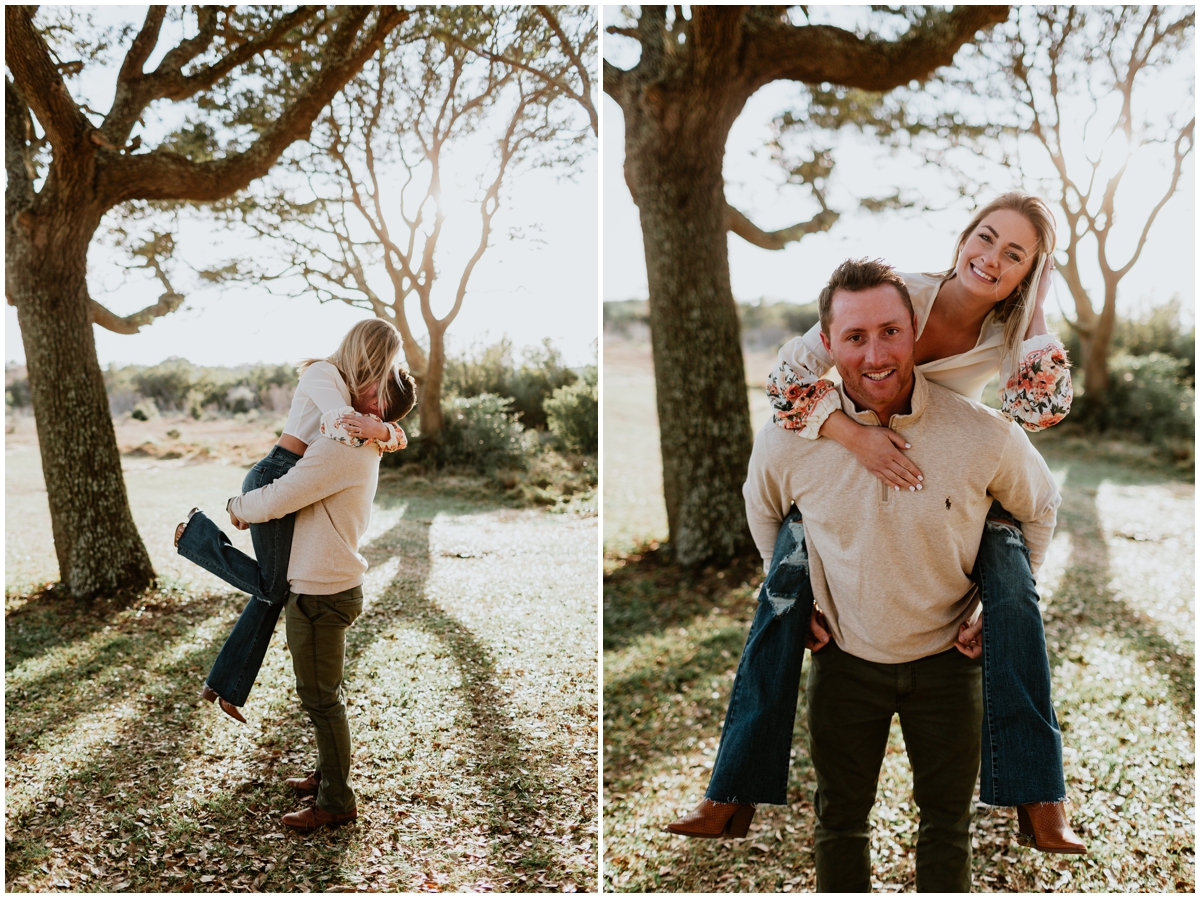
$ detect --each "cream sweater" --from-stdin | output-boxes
[230,436,380,595]
[744,370,1061,664]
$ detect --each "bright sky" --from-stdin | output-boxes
[5,7,598,369]
[602,8,1195,325]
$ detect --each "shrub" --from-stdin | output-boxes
[443,338,577,429]
[439,393,531,472]
[132,358,197,412]
[1093,353,1195,442]
[130,398,160,421]
[545,370,598,454]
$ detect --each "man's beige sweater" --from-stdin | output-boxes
[230,436,380,596]
[744,370,1061,664]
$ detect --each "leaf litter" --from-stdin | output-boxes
[603,441,1194,892]
[6,478,598,893]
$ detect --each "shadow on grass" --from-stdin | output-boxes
[603,545,763,652]
[353,511,565,883]
[7,481,588,892]
[4,586,146,673]
[1047,462,1195,718]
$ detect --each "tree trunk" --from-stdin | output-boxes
[418,325,447,444]
[8,210,155,599]
[624,86,755,565]
[1080,278,1119,420]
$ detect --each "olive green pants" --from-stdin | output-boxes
[807,641,983,893]
[285,586,363,815]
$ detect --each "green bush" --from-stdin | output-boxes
[1090,353,1194,441]
[439,393,532,472]
[545,369,598,454]
[443,338,577,429]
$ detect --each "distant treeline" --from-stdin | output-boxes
[5,336,595,435]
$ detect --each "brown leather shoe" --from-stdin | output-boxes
[286,770,321,794]
[1016,802,1087,854]
[282,804,357,832]
[665,798,756,839]
[200,684,246,724]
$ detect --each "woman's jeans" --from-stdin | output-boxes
[176,445,301,707]
[705,503,1065,807]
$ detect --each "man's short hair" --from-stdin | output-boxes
[818,258,914,334]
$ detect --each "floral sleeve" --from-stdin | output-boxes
[319,407,408,452]
[1000,344,1073,432]
[766,360,842,440]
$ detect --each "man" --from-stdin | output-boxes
[745,259,1059,890]
[227,371,416,832]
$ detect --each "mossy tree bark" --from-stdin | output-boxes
[604,6,1010,565]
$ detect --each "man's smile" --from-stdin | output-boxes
[864,369,896,381]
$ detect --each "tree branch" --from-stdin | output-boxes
[742,6,1011,92]
[96,7,410,207]
[726,203,839,250]
[5,6,97,156]
[89,291,185,335]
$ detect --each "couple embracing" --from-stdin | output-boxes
[668,194,1087,891]
[174,318,415,833]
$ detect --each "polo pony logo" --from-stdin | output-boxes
[945,497,952,510]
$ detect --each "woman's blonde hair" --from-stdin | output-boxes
[300,317,402,406]
[945,192,1057,372]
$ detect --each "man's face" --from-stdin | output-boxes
[819,284,917,416]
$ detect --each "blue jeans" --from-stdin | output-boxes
[706,503,1065,807]
[176,445,301,707]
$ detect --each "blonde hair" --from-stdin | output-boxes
[300,318,402,405]
[944,192,1057,372]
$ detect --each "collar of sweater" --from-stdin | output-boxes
[837,367,930,429]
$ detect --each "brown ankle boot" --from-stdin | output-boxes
[285,770,321,794]
[1016,802,1087,854]
[665,798,756,839]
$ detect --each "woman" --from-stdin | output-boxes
[174,318,412,722]
[668,193,1085,854]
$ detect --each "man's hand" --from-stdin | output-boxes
[807,606,831,652]
[955,615,982,659]
[227,500,250,531]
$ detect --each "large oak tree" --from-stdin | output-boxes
[5,6,409,599]
[603,5,1010,565]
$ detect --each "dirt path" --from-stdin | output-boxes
[6,465,598,892]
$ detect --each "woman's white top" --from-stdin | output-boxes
[768,271,1073,438]
[281,360,402,451]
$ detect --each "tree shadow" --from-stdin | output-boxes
[346,508,569,881]
[1045,463,1194,718]
[603,544,763,652]
[4,585,146,673]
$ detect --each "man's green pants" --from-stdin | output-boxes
[286,586,363,816]
[807,641,983,892]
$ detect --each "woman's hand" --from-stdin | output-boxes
[1025,254,1054,339]
[955,615,982,659]
[822,410,924,491]
[337,413,390,442]
[807,606,831,652]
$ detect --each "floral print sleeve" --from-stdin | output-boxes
[319,406,408,453]
[1000,343,1073,432]
[766,360,842,440]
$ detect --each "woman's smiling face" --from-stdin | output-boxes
[955,209,1038,301]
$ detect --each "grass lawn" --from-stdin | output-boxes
[602,335,1195,893]
[6,435,598,892]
